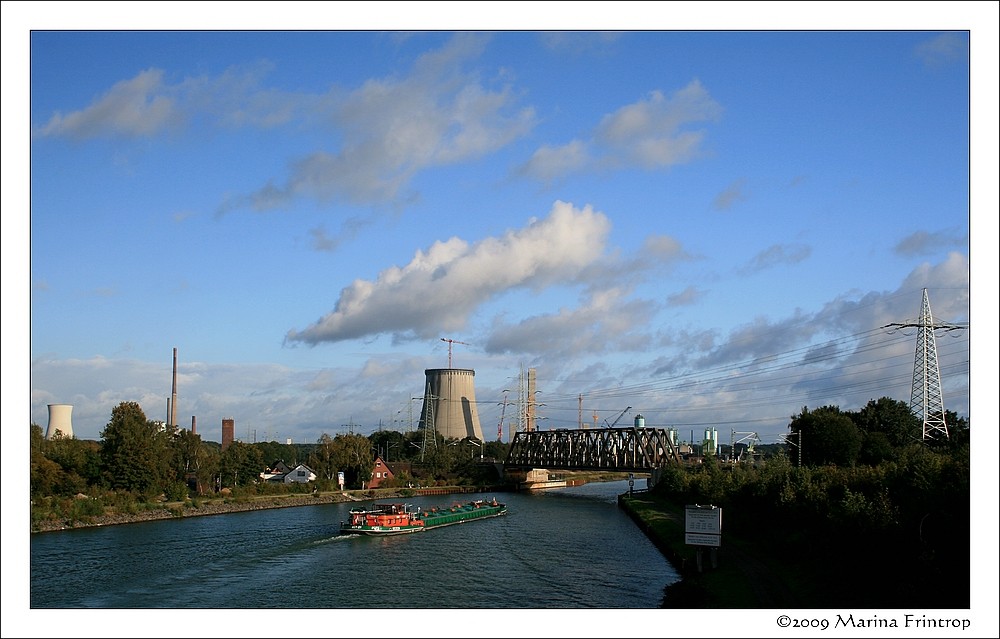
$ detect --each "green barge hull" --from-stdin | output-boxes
[340,499,507,536]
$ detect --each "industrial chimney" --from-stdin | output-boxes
[46,404,74,439]
[419,368,484,441]
[222,418,235,451]
[169,347,178,429]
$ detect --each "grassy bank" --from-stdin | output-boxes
[620,491,810,608]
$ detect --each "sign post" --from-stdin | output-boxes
[685,504,722,571]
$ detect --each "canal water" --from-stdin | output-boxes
[24,480,681,633]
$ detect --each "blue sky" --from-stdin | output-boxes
[9,6,994,451]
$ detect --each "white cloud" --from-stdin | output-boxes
[28,255,970,444]
[34,36,536,211]
[285,200,612,345]
[239,35,535,209]
[520,79,722,181]
[35,69,181,139]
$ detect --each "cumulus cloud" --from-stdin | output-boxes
[29,255,970,443]
[285,201,612,345]
[519,79,722,182]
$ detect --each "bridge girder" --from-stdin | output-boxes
[504,427,682,472]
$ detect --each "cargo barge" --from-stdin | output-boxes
[339,498,506,536]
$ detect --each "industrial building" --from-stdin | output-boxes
[418,368,485,441]
[45,403,74,439]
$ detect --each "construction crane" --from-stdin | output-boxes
[730,431,761,463]
[440,337,470,368]
[604,406,632,428]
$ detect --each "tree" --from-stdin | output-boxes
[369,429,406,462]
[100,401,173,494]
[254,440,298,469]
[218,441,264,488]
[852,397,922,465]
[170,429,222,494]
[788,405,862,467]
[853,397,921,446]
[329,433,373,489]
[308,434,338,481]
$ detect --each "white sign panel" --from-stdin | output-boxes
[685,532,721,547]
[685,505,722,535]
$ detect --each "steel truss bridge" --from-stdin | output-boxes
[504,427,683,472]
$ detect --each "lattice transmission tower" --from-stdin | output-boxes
[884,288,964,441]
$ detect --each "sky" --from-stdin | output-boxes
[13,8,994,451]
[6,2,999,635]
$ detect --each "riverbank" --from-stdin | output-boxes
[618,491,803,608]
[30,472,629,534]
[30,487,495,533]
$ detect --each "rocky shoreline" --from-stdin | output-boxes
[30,491,372,533]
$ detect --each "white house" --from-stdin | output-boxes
[284,463,317,484]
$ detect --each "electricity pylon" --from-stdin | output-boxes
[884,288,965,441]
[415,381,439,461]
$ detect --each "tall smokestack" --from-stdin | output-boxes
[170,347,178,429]
[191,415,197,435]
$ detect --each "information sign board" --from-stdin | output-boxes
[685,532,721,547]
[685,505,722,546]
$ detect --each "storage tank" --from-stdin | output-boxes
[634,414,645,429]
[419,368,484,441]
[46,404,74,439]
[703,427,718,455]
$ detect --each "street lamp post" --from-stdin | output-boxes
[468,438,483,460]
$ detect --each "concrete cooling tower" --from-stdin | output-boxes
[46,403,74,439]
[419,368,484,441]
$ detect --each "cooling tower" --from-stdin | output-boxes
[419,368,484,441]
[46,404,74,439]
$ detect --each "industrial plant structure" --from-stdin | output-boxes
[222,418,235,451]
[418,368,484,441]
[45,403,74,439]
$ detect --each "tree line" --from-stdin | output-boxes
[651,397,971,608]
[30,400,510,507]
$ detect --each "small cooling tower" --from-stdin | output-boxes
[419,368,484,441]
[46,404,74,439]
